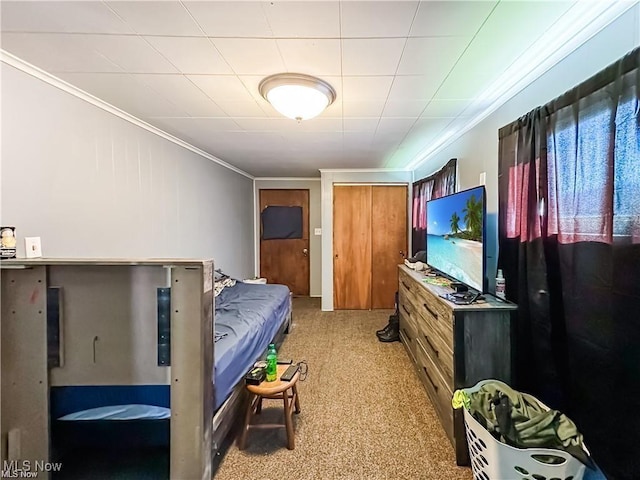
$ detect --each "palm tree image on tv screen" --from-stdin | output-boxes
[426,187,484,292]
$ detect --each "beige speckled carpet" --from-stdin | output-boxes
[213,297,472,480]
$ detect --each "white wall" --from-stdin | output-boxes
[413,6,640,291]
[1,63,255,278]
[320,170,413,311]
[254,178,322,296]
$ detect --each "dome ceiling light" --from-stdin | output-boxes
[259,73,336,122]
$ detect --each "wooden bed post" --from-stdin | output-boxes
[169,261,214,480]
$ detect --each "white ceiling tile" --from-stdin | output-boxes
[89,35,179,73]
[342,76,393,102]
[382,100,427,118]
[421,100,470,118]
[106,1,202,36]
[342,39,405,75]
[343,132,375,147]
[181,117,242,131]
[343,118,380,133]
[399,117,454,154]
[320,100,344,118]
[0,1,132,34]
[386,143,422,167]
[215,101,268,118]
[144,36,233,74]
[371,137,400,150]
[277,39,342,76]
[188,75,255,102]
[434,71,490,100]
[238,75,270,102]
[259,101,288,119]
[388,75,441,101]
[234,118,295,132]
[377,117,417,133]
[1,33,122,73]
[285,132,343,147]
[341,1,419,37]
[183,1,272,37]
[342,101,385,117]
[298,118,343,133]
[411,1,497,37]
[373,129,407,143]
[213,38,285,75]
[410,117,455,138]
[436,1,574,99]
[133,75,226,117]
[264,2,340,38]
[57,73,186,118]
[397,36,470,76]
[217,132,288,150]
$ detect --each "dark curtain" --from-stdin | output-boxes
[498,47,640,480]
[412,158,457,254]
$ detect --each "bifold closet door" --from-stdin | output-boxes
[371,185,407,309]
[333,185,372,310]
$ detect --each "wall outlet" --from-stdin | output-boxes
[314,228,322,236]
[25,237,42,258]
[479,172,486,185]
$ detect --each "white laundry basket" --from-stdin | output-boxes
[461,379,588,480]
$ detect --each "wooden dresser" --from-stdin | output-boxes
[398,265,517,465]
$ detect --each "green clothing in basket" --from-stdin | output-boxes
[458,382,593,468]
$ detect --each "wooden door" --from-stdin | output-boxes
[260,189,309,296]
[371,185,408,308]
[333,185,372,309]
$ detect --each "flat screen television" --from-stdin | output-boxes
[426,186,486,293]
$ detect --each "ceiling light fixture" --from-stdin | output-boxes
[259,73,336,122]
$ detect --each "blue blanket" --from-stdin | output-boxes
[213,281,290,409]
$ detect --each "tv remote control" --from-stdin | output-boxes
[280,364,299,382]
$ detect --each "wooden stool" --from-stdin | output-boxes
[238,364,301,450]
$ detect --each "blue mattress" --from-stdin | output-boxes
[213,281,290,409]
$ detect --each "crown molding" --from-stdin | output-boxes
[1,49,254,180]
[406,0,636,172]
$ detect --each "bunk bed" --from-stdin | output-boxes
[0,258,291,480]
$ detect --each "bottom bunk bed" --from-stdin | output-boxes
[51,279,291,478]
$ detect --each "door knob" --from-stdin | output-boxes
[400,251,406,258]
[302,248,308,256]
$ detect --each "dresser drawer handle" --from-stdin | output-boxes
[401,280,411,291]
[423,303,438,319]
[423,367,439,392]
[402,304,411,315]
[423,335,439,357]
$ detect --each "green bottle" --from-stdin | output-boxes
[266,343,277,382]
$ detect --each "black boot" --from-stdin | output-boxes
[378,322,400,342]
[376,322,394,336]
[376,312,399,337]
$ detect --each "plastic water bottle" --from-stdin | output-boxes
[266,343,277,382]
[495,269,506,300]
